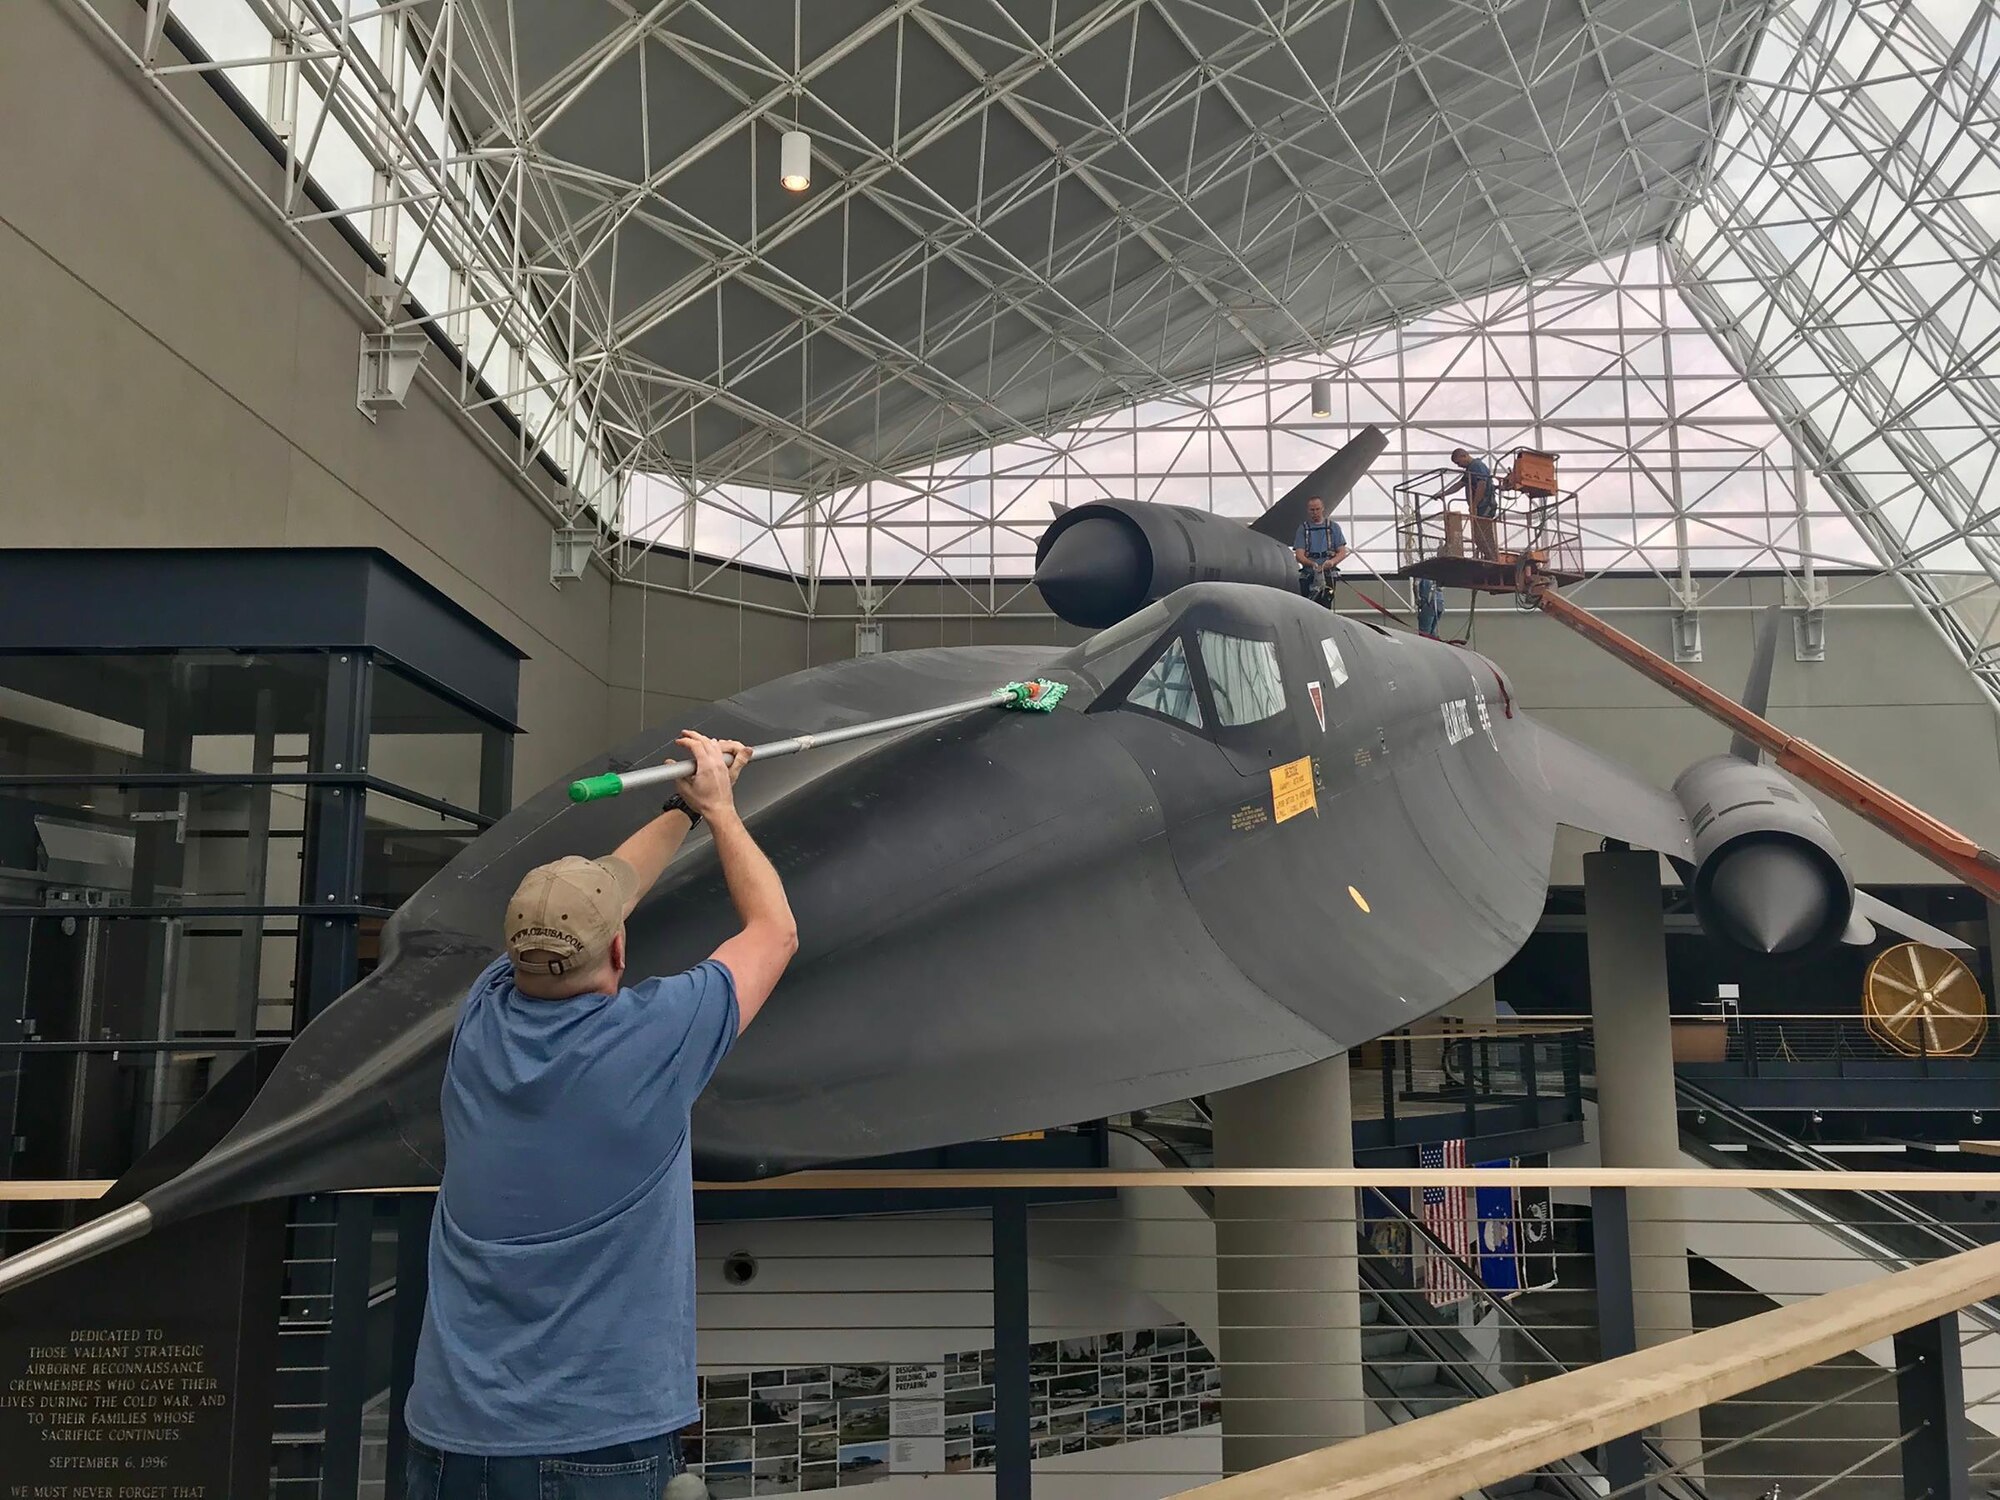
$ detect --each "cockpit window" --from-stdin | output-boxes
[1320,635,1349,687]
[1126,636,1203,728]
[1197,630,1284,726]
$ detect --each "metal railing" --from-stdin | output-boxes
[1714,1012,1997,1069]
[1679,1077,2000,1328]
[3,1014,1992,1500]
[1123,1022,1587,1165]
[1391,468,1586,581]
[1357,1189,1706,1500]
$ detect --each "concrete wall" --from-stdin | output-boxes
[608,565,815,742]
[0,3,609,799]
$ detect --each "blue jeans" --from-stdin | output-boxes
[406,1433,684,1500]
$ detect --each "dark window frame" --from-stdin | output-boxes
[1193,627,1288,730]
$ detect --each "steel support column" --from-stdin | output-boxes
[991,1191,1032,1500]
[302,651,372,1025]
[479,728,515,822]
[322,1194,376,1500]
[1894,1313,1970,1500]
[1591,1185,1651,1497]
[384,1195,436,1500]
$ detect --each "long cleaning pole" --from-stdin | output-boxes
[568,680,1067,802]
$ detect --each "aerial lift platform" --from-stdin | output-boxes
[1394,447,1584,592]
[1394,448,2000,902]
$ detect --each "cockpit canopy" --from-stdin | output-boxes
[1061,584,1295,738]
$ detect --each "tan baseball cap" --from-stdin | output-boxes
[504,855,640,983]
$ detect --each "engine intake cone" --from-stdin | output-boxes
[1033,516,1150,628]
[1705,840,1834,955]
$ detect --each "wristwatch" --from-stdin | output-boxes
[663,793,702,829]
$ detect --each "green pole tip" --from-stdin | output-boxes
[569,772,626,803]
[1000,680,1068,712]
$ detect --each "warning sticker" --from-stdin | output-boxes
[1270,755,1317,823]
[1230,802,1270,832]
[1307,681,1326,732]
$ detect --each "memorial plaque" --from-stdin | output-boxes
[0,1201,283,1499]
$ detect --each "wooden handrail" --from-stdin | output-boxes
[0,1180,116,1201]
[1173,1235,2000,1500]
[5,1164,2000,1202]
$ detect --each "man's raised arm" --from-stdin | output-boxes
[676,732,798,1033]
[605,736,753,919]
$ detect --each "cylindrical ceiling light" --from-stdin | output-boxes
[1309,377,1333,418]
[780,128,811,193]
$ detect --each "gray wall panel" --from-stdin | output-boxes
[0,2,609,799]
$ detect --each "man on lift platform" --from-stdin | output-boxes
[1293,496,1350,607]
[1450,448,1498,562]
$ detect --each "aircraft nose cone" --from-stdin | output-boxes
[1034,516,1150,628]
[1705,840,1833,954]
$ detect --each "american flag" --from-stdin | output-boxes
[1419,1139,1476,1307]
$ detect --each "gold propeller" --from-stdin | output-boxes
[1862,941,1988,1058]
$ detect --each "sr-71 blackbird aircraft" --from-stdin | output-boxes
[0,426,1966,1291]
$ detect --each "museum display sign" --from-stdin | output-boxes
[0,1203,282,1498]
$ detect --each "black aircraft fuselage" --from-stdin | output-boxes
[149,579,1605,1210]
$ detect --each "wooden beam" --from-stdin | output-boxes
[1960,1140,2000,1158]
[1173,1237,2000,1500]
[9,1164,2000,1201]
[0,1180,113,1201]
[689,1166,2000,1192]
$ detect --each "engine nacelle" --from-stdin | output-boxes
[1034,501,1296,628]
[1673,755,1857,956]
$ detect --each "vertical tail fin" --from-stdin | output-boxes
[1249,425,1388,541]
[1730,606,1782,763]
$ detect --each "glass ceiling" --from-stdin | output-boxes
[1669,0,2000,705]
[622,243,1870,595]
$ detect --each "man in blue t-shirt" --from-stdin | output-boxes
[1450,448,1499,560]
[1292,496,1350,608]
[405,730,798,1500]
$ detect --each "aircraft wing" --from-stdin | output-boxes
[1851,890,1972,950]
[1504,717,1694,860]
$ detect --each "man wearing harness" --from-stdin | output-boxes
[1293,496,1350,608]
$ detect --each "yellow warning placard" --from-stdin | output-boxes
[1270,755,1317,824]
